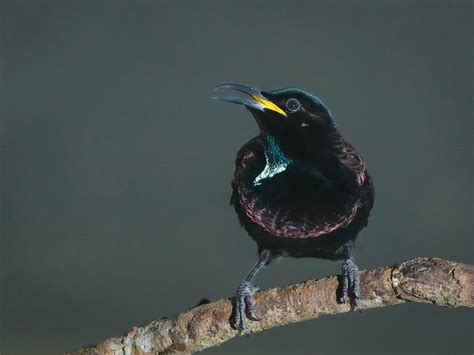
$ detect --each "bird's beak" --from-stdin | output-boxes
[213,83,287,117]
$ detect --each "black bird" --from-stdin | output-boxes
[214,83,374,333]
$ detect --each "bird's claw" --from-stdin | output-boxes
[339,258,361,310]
[234,281,260,334]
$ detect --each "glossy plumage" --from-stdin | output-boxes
[214,84,375,333]
[231,135,373,259]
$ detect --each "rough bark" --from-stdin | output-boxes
[69,257,473,354]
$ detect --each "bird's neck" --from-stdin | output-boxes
[253,134,293,186]
[263,134,292,164]
[256,133,349,186]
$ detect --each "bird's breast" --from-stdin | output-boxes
[235,166,361,239]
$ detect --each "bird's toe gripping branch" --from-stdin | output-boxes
[234,281,261,334]
[339,258,361,309]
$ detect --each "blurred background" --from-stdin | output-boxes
[1,1,472,354]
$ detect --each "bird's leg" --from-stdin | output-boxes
[339,240,361,309]
[234,249,272,334]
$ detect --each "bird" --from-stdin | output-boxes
[213,83,375,334]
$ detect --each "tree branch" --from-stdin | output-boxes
[69,257,473,354]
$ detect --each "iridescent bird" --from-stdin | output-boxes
[214,84,374,333]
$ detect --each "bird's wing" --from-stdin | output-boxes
[338,140,375,212]
[339,141,367,187]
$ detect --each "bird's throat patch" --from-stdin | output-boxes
[254,135,293,186]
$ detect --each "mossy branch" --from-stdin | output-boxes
[69,257,473,354]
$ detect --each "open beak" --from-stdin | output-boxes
[213,83,287,117]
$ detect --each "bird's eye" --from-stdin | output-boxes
[286,98,301,112]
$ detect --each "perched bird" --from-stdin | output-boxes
[214,83,374,333]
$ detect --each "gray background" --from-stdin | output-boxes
[1,1,472,354]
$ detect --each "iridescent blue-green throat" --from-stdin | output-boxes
[253,135,293,186]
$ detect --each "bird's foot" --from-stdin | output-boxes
[338,258,361,309]
[234,281,260,334]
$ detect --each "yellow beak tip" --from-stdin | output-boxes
[252,95,287,117]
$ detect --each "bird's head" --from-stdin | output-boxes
[214,83,340,160]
